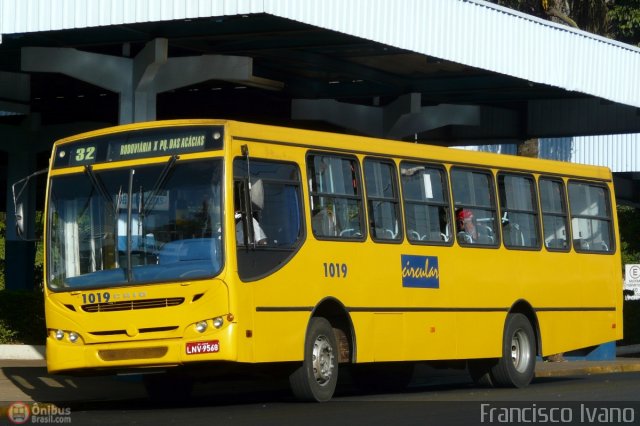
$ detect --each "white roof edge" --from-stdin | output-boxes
[1,0,639,108]
[262,0,640,109]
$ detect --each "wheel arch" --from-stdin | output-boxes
[509,299,542,356]
[310,297,356,363]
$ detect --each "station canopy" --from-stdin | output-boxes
[0,0,639,145]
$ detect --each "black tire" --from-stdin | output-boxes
[289,317,339,402]
[490,313,536,388]
[467,358,496,387]
[143,372,194,403]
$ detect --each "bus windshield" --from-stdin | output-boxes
[47,159,223,290]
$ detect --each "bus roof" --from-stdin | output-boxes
[54,119,612,181]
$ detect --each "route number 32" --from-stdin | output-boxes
[75,146,96,162]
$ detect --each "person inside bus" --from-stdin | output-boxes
[235,211,267,246]
[234,180,267,246]
[456,208,478,244]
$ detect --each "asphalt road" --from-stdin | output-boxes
[4,369,639,426]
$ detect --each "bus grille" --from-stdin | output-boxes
[98,346,168,361]
[89,326,179,336]
[81,298,185,312]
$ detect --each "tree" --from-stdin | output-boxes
[489,1,640,45]
[608,0,640,45]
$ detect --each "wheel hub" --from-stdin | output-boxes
[511,328,532,373]
[312,334,335,385]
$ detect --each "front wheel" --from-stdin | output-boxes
[289,317,338,402]
[491,313,536,388]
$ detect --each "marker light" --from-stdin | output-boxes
[55,330,64,341]
[213,317,224,329]
[195,321,208,333]
[68,332,79,343]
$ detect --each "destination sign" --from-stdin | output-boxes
[107,133,208,161]
[54,126,223,168]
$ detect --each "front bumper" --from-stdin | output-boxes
[46,322,237,374]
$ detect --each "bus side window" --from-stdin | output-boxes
[498,173,540,250]
[400,162,452,244]
[450,167,499,247]
[364,158,402,242]
[307,153,365,240]
[568,181,614,253]
[539,177,570,251]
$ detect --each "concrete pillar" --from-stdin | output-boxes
[0,70,30,115]
[0,70,33,291]
[22,39,282,125]
[2,126,37,291]
[292,94,480,139]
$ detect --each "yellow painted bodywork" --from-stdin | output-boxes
[43,119,623,375]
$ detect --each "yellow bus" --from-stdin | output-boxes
[30,119,621,402]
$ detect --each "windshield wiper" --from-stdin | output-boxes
[143,155,179,216]
[84,165,115,212]
[126,169,135,282]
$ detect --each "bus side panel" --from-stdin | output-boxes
[537,311,618,356]
[251,311,307,362]
[403,312,458,361]
[455,312,506,359]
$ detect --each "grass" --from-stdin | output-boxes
[0,290,46,344]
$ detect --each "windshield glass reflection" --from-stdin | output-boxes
[48,159,223,289]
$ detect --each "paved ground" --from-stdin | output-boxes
[2,357,640,403]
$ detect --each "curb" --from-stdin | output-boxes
[0,344,45,360]
[535,360,640,378]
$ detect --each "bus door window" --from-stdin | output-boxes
[539,177,570,251]
[450,168,499,246]
[307,153,365,240]
[568,181,614,253]
[498,173,540,249]
[400,162,452,244]
[364,158,402,242]
[233,157,303,280]
[233,179,267,246]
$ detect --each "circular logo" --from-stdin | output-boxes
[629,265,640,280]
[7,402,30,424]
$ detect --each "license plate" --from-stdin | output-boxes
[186,340,219,355]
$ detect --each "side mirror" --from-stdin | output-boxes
[15,202,25,238]
[11,168,47,241]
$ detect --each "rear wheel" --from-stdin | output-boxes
[289,317,338,402]
[490,313,536,388]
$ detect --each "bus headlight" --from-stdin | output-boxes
[68,332,79,343]
[55,330,65,341]
[213,317,224,329]
[195,321,208,333]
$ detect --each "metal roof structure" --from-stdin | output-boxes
[551,133,640,174]
[0,0,638,144]
[2,0,639,110]
[455,133,640,173]
[2,0,640,290]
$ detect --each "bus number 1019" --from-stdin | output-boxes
[323,262,348,278]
